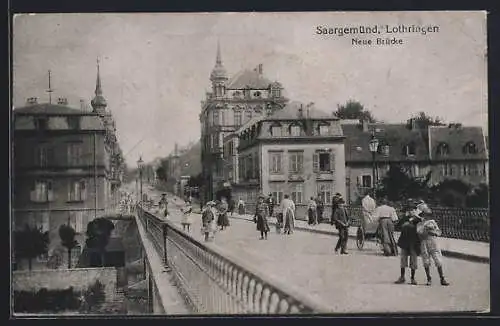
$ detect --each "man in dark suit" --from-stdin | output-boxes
[332,198,350,254]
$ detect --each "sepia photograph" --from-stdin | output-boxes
[10,11,489,316]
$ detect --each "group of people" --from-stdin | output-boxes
[200,198,231,241]
[307,196,326,225]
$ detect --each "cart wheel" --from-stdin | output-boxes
[356,227,365,249]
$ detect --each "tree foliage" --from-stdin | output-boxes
[59,224,78,269]
[375,164,431,202]
[14,225,50,270]
[334,100,376,122]
[85,218,115,267]
[408,111,446,129]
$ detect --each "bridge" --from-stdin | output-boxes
[126,190,490,314]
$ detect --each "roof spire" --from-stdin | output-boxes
[216,39,222,65]
[46,70,54,104]
[91,56,107,111]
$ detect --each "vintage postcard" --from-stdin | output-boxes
[11,11,489,316]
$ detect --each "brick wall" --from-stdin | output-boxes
[13,267,117,299]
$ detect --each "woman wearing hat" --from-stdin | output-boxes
[254,194,270,240]
[201,201,217,242]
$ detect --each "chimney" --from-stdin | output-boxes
[298,104,304,118]
[57,97,68,105]
[80,99,86,110]
[360,119,369,132]
[26,97,38,105]
[258,64,263,75]
[410,118,418,130]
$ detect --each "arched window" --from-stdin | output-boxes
[289,124,302,137]
[436,142,450,156]
[463,141,478,154]
[270,124,282,137]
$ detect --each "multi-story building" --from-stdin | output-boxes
[342,119,489,204]
[12,63,124,270]
[225,101,346,209]
[200,43,288,202]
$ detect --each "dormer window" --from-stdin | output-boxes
[233,91,241,98]
[67,116,80,130]
[255,105,263,114]
[289,124,301,137]
[254,91,261,98]
[270,124,282,137]
[436,142,450,156]
[270,84,281,98]
[403,141,416,156]
[34,117,48,131]
[318,124,329,136]
[463,141,478,155]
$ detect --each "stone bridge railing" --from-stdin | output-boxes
[136,205,330,314]
[241,204,490,243]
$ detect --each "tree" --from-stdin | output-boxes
[14,224,49,271]
[85,218,115,267]
[375,164,431,203]
[408,111,445,129]
[334,100,376,122]
[59,224,78,269]
[466,183,489,208]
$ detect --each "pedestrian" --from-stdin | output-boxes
[315,196,324,223]
[254,194,270,240]
[228,197,235,217]
[238,197,245,215]
[267,193,276,218]
[395,202,422,285]
[372,198,399,256]
[275,212,284,234]
[362,191,377,228]
[217,198,230,230]
[280,194,296,235]
[307,197,318,225]
[159,194,169,218]
[201,201,217,242]
[417,212,450,286]
[181,199,193,232]
[330,193,343,225]
[332,197,350,254]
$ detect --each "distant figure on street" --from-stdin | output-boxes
[416,207,450,286]
[373,198,399,256]
[280,194,296,235]
[362,191,377,226]
[395,202,422,285]
[332,197,350,254]
[201,201,217,242]
[217,198,230,230]
[159,194,169,218]
[181,200,193,232]
[238,198,245,215]
[308,197,318,225]
[254,194,270,240]
[228,198,236,217]
[267,194,276,218]
[315,196,324,223]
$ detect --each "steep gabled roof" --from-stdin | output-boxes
[342,123,430,163]
[428,125,487,160]
[227,69,273,89]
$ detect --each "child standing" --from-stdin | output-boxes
[417,218,450,286]
[181,200,193,232]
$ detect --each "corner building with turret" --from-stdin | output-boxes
[200,43,289,202]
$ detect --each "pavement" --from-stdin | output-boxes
[147,194,489,313]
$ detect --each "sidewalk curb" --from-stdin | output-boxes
[229,215,490,264]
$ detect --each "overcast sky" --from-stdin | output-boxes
[13,11,487,166]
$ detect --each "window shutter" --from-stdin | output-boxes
[357,175,362,186]
[330,153,335,173]
[299,153,304,173]
[30,190,36,202]
[81,181,87,200]
[48,190,54,202]
[313,153,319,172]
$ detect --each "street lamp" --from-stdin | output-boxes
[368,133,379,197]
[137,156,144,204]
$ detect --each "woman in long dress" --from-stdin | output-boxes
[201,201,217,242]
[217,198,230,230]
[181,200,193,232]
[281,194,296,235]
[254,195,270,239]
[307,197,318,225]
[238,198,245,215]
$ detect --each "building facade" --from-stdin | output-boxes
[12,63,124,270]
[200,43,288,202]
[341,119,489,204]
[226,101,346,212]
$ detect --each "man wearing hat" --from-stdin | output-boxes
[332,197,350,254]
[330,193,343,226]
[255,194,270,239]
[395,201,422,285]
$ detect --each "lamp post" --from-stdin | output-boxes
[368,133,379,198]
[138,156,144,204]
